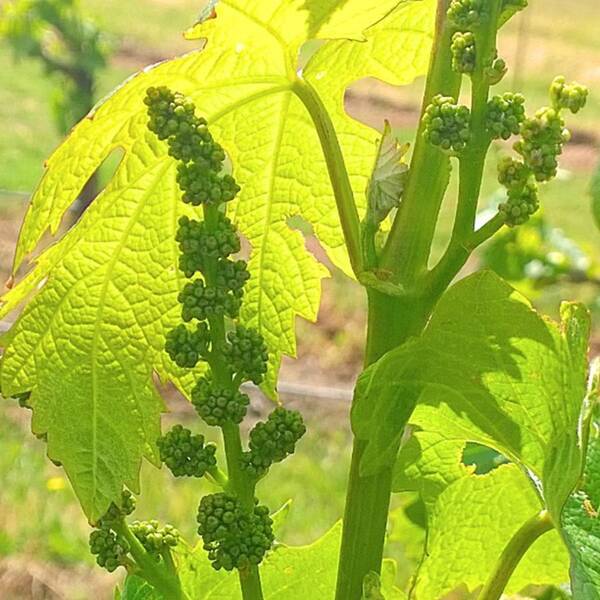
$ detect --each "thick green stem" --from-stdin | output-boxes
[291,77,363,276]
[426,0,503,296]
[378,0,461,283]
[479,511,554,600]
[334,4,461,598]
[335,3,509,598]
[335,291,434,600]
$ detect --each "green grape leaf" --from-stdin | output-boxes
[366,121,409,226]
[412,464,569,599]
[393,432,473,510]
[0,1,435,518]
[355,270,589,519]
[362,560,406,599]
[370,271,591,597]
[119,575,162,600]
[177,522,342,599]
[562,436,600,598]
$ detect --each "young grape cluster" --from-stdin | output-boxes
[498,181,539,227]
[496,157,539,227]
[164,323,210,369]
[143,86,307,579]
[451,32,476,74]
[176,214,241,277]
[130,520,180,556]
[240,407,306,478]
[486,92,526,140]
[223,325,269,385]
[514,107,569,182]
[176,163,240,206]
[447,0,484,28]
[192,376,250,426]
[89,525,129,572]
[157,425,217,478]
[493,76,588,226]
[179,279,242,321]
[196,493,274,571]
[145,87,223,168]
[88,490,180,575]
[422,95,471,154]
[550,76,588,115]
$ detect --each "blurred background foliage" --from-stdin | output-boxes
[0,0,598,597]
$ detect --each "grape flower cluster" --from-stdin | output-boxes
[550,76,588,114]
[192,376,250,426]
[486,92,526,140]
[143,86,306,577]
[130,520,180,557]
[88,490,180,575]
[196,493,274,571]
[451,32,476,74]
[422,95,471,154]
[165,322,210,368]
[157,424,217,478]
[241,407,307,478]
[497,156,539,227]
[89,526,129,572]
[514,107,569,182]
[494,76,587,226]
[447,0,484,29]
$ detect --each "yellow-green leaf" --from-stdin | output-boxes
[0,1,435,518]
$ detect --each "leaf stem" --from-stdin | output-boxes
[291,77,363,276]
[479,510,554,600]
[424,211,505,297]
[335,291,433,600]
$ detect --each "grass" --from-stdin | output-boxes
[0,396,423,597]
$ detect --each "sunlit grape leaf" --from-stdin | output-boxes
[563,436,600,599]
[366,121,409,226]
[362,559,407,599]
[357,271,590,597]
[393,432,472,510]
[177,522,342,598]
[355,271,588,519]
[119,575,162,600]
[412,464,569,599]
[0,1,435,518]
